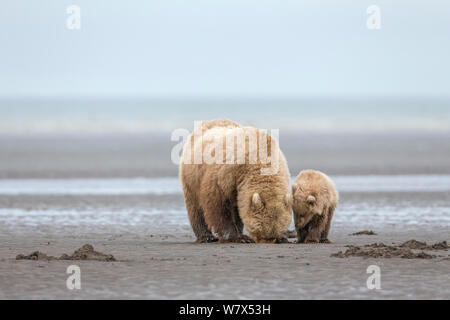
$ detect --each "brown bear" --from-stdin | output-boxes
[292,170,338,243]
[179,119,292,243]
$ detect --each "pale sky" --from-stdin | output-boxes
[1,0,449,99]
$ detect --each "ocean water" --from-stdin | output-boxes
[0,175,449,231]
[1,99,450,134]
[1,203,449,231]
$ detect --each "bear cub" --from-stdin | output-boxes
[292,170,338,243]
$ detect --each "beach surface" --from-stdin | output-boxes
[0,133,449,299]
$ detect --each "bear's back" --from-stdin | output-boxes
[180,119,289,185]
[295,170,338,205]
[201,119,241,131]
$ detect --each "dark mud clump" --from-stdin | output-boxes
[350,230,377,236]
[400,240,449,251]
[331,244,434,259]
[400,240,428,249]
[16,244,116,262]
[16,251,58,261]
[429,241,450,250]
[60,244,116,261]
[331,240,449,259]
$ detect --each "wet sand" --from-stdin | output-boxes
[1,191,449,299]
[0,133,449,299]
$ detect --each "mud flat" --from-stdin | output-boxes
[331,241,449,259]
[1,190,449,300]
[0,133,449,299]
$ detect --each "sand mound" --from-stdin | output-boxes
[331,244,434,259]
[400,240,428,249]
[16,244,116,262]
[331,240,448,259]
[429,241,450,250]
[16,251,58,261]
[400,240,449,250]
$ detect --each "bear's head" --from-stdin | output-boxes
[240,191,293,243]
[292,183,326,228]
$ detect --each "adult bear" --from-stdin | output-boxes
[179,119,292,243]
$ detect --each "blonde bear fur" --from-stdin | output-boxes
[292,170,338,243]
[180,119,292,243]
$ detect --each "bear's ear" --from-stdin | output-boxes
[284,192,293,207]
[306,195,316,205]
[252,193,264,209]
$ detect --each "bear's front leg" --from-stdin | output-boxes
[221,234,254,243]
[225,206,255,243]
[201,190,254,243]
[319,206,335,244]
[220,204,255,243]
[215,226,254,243]
[296,226,309,243]
[303,215,326,244]
[304,228,320,243]
[274,237,289,243]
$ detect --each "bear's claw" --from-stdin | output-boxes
[275,237,290,244]
[196,236,219,243]
[239,235,255,243]
[219,235,255,243]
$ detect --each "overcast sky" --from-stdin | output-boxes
[1,0,449,99]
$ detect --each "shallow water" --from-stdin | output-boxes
[1,202,449,231]
[0,175,448,233]
[1,175,450,195]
